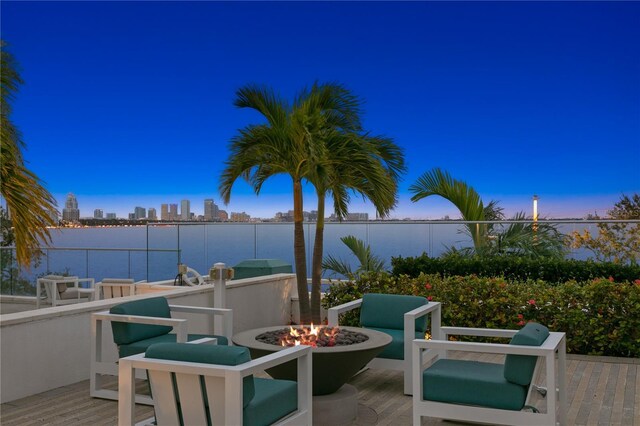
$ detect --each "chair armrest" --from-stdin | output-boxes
[327,298,363,326]
[77,278,95,288]
[413,331,566,356]
[440,326,517,339]
[169,305,232,316]
[404,302,440,320]
[169,305,234,341]
[235,345,312,376]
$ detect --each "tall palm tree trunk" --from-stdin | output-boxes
[310,190,325,324]
[293,179,310,324]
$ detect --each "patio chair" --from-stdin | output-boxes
[95,278,145,300]
[118,342,312,426]
[327,293,441,395]
[412,322,566,426]
[36,274,95,308]
[90,296,233,404]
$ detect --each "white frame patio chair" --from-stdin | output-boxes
[95,278,146,300]
[412,323,567,426]
[90,296,233,405]
[118,342,312,426]
[328,293,442,395]
[36,275,95,308]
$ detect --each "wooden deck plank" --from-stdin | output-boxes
[0,355,637,425]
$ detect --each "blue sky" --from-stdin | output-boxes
[2,1,638,219]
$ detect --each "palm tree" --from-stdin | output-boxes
[220,82,363,324]
[1,41,57,268]
[409,167,566,258]
[409,168,489,250]
[322,235,386,277]
[309,131,404,322]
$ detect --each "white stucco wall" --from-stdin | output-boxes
[0,273,295,403]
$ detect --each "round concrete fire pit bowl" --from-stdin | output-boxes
[233,325,391,395]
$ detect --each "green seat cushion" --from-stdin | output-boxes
[243,377,297,426]
[365,327,424,360]
[110,297,172,345]
[119,333,229,358]
[423,359,528,411]
[504,322,549,386]
[360,293,428,333]
[146,342,253,408]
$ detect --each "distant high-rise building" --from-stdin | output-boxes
[181,200,190,221]
[204,199,220,221]
[148,208,157,220]
[160,204,169,220]
[106,213,117,219]
[169,204,178,221]
[230,211,250,222]
[218,210,228,221]
[134,207,146,220]
[94,209,104,219]
[62,193,80,222]
[128,213,135,220]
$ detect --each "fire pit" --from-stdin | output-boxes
[233,325,391,396]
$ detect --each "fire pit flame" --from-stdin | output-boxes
[280,324,339,348]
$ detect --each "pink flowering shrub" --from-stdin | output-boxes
[322,272,640,357]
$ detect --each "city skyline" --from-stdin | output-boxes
[2,2,638,220]
[57,191,620,221]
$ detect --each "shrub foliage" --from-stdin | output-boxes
[391,253,640,283]
[322,272,640,357]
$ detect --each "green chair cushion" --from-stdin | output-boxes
[146,342,254,408]
[243,377,297,426]
[110,297,172,345]
[119,333,229,358]
[504,322,549,386]
[423,359,528,411]
[365,327,424,360]
[360,293,428,332]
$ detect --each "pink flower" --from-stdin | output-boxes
[517,314,524,319]
[528,299,536,306]
[427,296,433,301]
[634,279,640,286]
[517,320,525,326]
[425,283,432,290]
[609,276,615,282]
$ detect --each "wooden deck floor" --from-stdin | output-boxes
[1,354,637,425]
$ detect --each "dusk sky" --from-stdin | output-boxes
[2,1,638,220]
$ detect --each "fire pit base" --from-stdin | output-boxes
[313,384,358,425]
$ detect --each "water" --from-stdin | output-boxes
[5,221,598,286]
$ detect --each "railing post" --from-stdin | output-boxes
[210,262,233,336]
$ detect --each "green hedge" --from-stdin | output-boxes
[322,272,640,357]
[391,254,640,284]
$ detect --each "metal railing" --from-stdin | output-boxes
[0,247,181,296]
[1,219,637,296]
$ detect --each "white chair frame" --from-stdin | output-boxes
[412,326,567,426]
[36,276,95,308]
[118,345,313,426]
[328,298,441,395]
[90,304,233,405]
[95,279,146,300]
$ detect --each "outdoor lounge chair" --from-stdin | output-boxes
[90,296,233,404]
[118,342,312,426]
[412,322,566,426]
[328,293,441,395]
[36,274,95,308]
[95,278,145,300]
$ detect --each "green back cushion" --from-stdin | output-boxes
[503,322,550,386]
[146,343,255,408]
[360,293,428,332]
[110,297,173,345]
